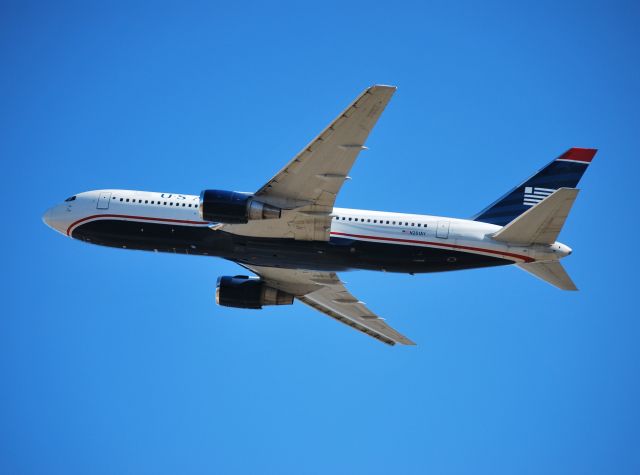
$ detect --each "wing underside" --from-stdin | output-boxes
[242,265,415,346]
[222,85,397,241]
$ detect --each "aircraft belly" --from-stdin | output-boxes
[71,220,511,273]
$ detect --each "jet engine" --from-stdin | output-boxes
[215,275,294,309]
[199,190,281,224]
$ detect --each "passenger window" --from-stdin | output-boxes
[120,198,123,202]
[411,223,415,226]
[145,200,148,204]
[164,202,167,205]
[126,199,130,202]
[188,204,192,207]
[182,203,185,207]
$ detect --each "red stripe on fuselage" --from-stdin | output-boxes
[330,231,535,263]
[66,214,209,236]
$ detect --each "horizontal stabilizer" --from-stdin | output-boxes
[491,188,579,245]
[517,261,578,291]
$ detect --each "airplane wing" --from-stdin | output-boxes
[222,85,396,241]
[243,265,415,346]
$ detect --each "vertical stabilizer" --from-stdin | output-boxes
[474,148,596,226]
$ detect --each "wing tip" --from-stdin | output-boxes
[369,84,398,93]
[397,337,417,346]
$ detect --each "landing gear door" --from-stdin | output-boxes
[97,191,111,210]
[436,221,450,239]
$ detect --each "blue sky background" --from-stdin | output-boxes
[2,1,640,473]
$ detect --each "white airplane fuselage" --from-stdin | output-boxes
[43,189,571,273]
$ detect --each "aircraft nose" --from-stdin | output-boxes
[42,205,67,235]
[42,208,53,227]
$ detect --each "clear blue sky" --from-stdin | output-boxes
[2,1,639,473]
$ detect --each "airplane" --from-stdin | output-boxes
[42,85,596,346]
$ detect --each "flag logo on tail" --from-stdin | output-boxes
[523,187,555,206]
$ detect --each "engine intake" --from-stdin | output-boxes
[216,275,294,309]
[199,189,281,224]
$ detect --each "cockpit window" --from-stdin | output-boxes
[64,196,77,202]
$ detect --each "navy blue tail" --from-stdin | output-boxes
[473,148,597,226]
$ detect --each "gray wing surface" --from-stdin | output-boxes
[223,85,396,241]
[243,265,415,346]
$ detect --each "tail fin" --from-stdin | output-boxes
[517,261,578,290]
[473,148,597,226]
[491,188,579,245]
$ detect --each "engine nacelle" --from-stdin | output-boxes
[199,189,281,224]
[215,275,294,309]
